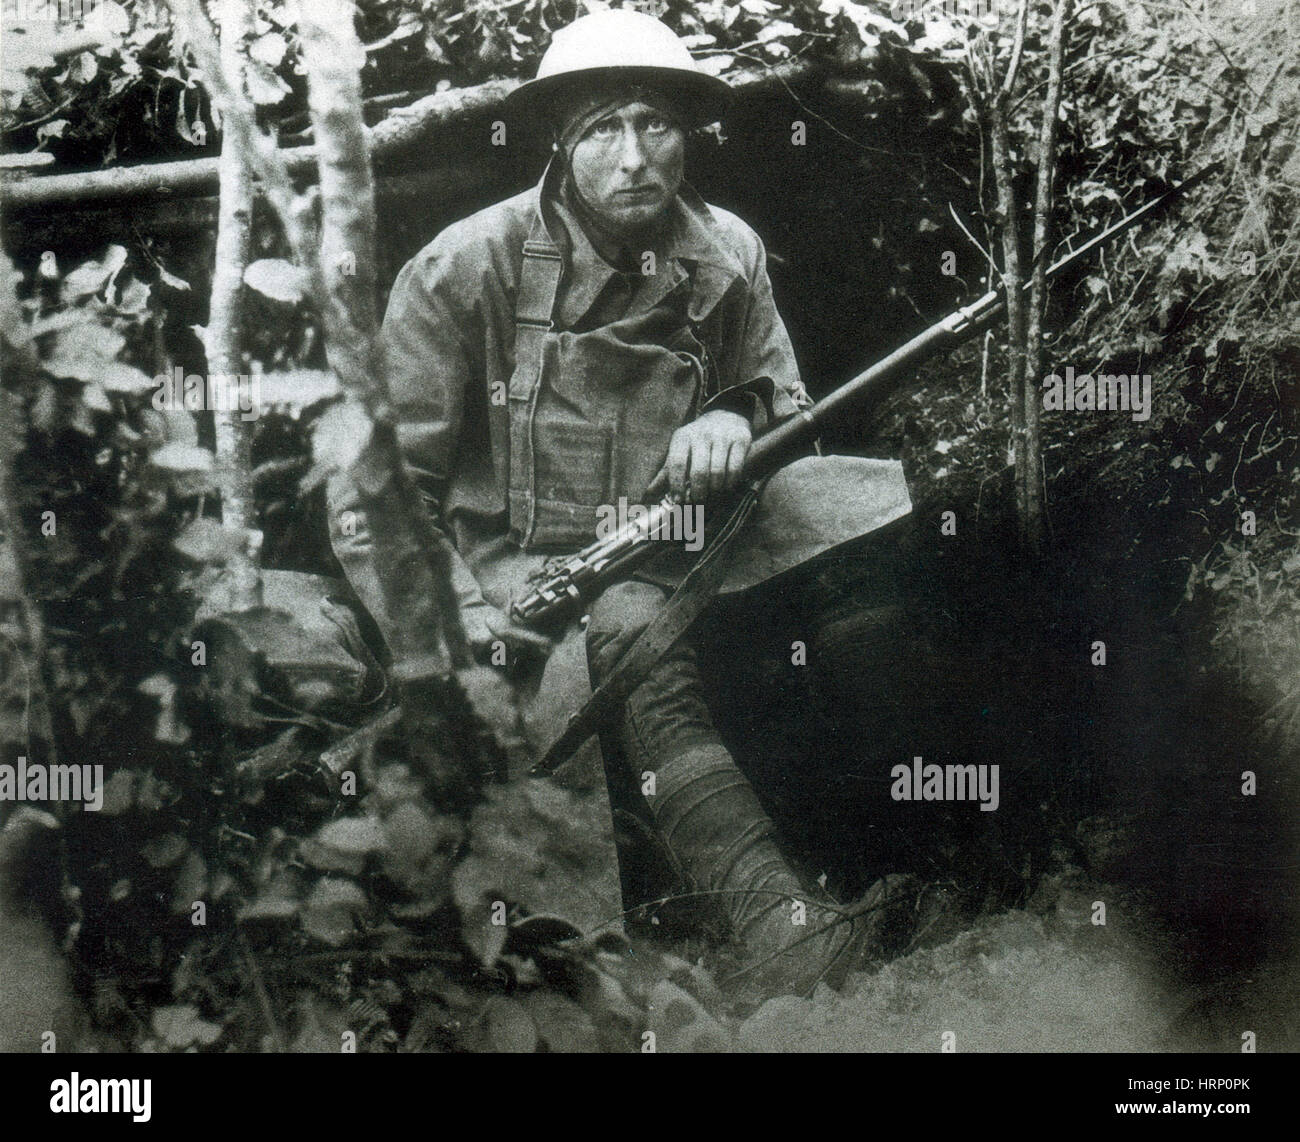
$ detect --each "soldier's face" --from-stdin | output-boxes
[569,101,685,232]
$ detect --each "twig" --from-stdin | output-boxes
[238,932,286,1051]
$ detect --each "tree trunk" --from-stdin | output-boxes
[295,0,488,807]
[1024,0,1074,553]
[209,0,261,612]
[989,1,1031,545]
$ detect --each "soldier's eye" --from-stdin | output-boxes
[590,118,621,137]
[645,117,670,133]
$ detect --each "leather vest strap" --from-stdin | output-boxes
[509,212,565,546]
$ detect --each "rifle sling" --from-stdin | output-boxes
[529,482,763,778]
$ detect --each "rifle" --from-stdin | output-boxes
[509,164,1218,628]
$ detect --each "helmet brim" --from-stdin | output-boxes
[505,66,733,129]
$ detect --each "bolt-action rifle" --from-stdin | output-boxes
[509,165,1218,627]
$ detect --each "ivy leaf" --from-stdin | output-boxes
[171,850,208,914]
[244,258,309,302]
[97,769,136,816]
[81,383,112,412]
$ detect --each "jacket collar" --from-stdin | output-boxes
[531,165,746,329]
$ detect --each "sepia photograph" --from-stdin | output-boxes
[0,0,1296,1107]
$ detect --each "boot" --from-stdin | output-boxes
[647,743,915,996]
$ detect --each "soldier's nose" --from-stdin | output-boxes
[617,129,648,173]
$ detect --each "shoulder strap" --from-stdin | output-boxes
[508,211,565,545]
[512,211,564,387]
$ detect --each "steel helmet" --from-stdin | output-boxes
[506,9,732,127]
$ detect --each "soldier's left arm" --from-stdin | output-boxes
[702,225,812,429]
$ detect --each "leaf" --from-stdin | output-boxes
[290,994,350,1053]
[244,258,309,302]
[316,816,388,854]
[43,320,127,382]
[99,360,155,393]
[171,850,207,913]
[152,1005,223,1049]
[246,62,291,106]
[522,992,600,1052]
[1,28,60,75]
[757,20,800,43]
[141,833,188,868]
[151,443,214,471]
[97,1,131,36]
[158,266,191,292]
[299,838,365,876]
[237,894,301,924]
[256,369,340,408]
[301,878,368,945]
[116,277,151,315]
[475,996,538,1053]
[36,119,69,142]
[67,51,98,86]
[61,246,128,300]
[173,518,249,563]
[81,382,112,412]
[452,781,617,964]
[249,32,288,68]
[97,770,136,816]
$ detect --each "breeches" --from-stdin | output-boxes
[584,579,721,776]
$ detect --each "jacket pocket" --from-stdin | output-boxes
[527,416,613,549]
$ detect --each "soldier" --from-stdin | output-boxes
[330,9,917,995]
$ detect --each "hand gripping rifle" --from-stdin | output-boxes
[509,165,1218,628]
